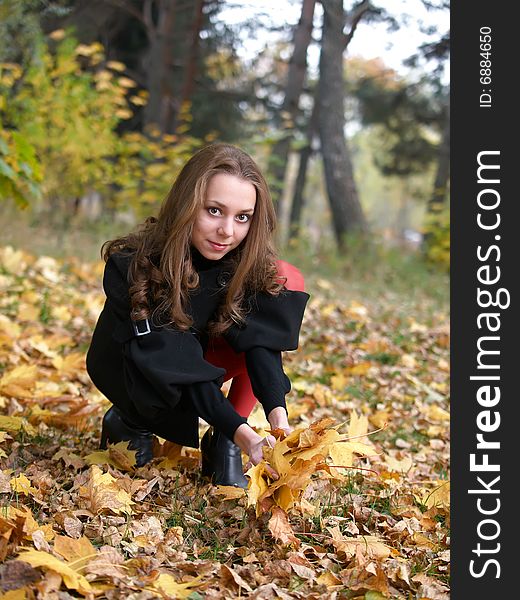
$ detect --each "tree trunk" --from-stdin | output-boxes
[318,0,367,251]
[267,0,316,217]
[172,0,205,133]
[422,97,450,252]
[427,98,450,215]
[142,0,178,133]
[288,87,319,242]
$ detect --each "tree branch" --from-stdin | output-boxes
[343,0,371,50]
[103,0,146,26]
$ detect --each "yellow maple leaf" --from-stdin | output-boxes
[345,300,369,320]
[154,440,183,469]
[424,404,450,422]
[10,474,37,496]
[0,415,36,436]
[331,372,348,392]
[212,485,247,500]
[418,481,450,509]
[316,571,342,587]
[331,440,375,466]
[7,507,55,541]
[0,246,28,273]
[84,441,137,471]
[0,365,38,399]
[328,526,391,560]
[369,410,390,429]
[348,362,372,376]
[273,485,300,512]
[401,353,417,368]
[52,352,84,375]
[384,455,413,473]
[347,411,371,443]
[54,535,97,569]
[51,305,72,323]
[17,303,39,322]
[149,573,203,598]
[0,314,21,340]
[17,548,93,595]
[79,465,134,515]
[246,463,270,515]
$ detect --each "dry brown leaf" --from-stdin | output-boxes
[78,465,133,515]
[268,507,300,547]
[328,526,391,560]
[84,441,137,471]
[220,564,253,592]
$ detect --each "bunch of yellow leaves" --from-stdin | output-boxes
[247,415,378,518]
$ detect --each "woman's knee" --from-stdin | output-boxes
[276,259,305,292]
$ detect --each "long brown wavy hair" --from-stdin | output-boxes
[102,143,284,335]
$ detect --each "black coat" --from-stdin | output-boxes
[86,250,309,447]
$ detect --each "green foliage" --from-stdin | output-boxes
[0,29,207,219]
[2,32,139,205]
[345,57,447,177]
[423,203,450,271]
[112,115,205,219]
[282,233,449,306]
[0,126,42,208]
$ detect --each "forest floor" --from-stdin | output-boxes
[0,245,450,600]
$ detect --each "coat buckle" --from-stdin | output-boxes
[133,318,151,336]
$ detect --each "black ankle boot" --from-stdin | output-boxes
[200,427,248,488]
[100,406,155,468]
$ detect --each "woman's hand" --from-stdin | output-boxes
[267,406,293,436]
[233,424,279,478]
[247,434,276,465]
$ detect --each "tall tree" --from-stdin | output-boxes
[109,0,206,134]
[43,0,245,138]
[317,0,370,250]
[266,0,317,218]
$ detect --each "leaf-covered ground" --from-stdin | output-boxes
[0,246,450,600]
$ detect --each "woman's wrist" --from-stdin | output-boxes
[233,423,263,454]
[267,406,290,430]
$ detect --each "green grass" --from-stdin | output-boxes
[282,234,449,310]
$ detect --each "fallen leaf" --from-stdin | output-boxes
[79,465,134,515]
[268,507,300,547]
[150,573,204,598]
[16,548,93,595]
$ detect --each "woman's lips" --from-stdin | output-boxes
[208,241,229,251]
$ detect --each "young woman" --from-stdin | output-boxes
[86,143,309,488]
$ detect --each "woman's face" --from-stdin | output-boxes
[191,173,257,260]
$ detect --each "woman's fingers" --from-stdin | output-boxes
[244,436,279,479]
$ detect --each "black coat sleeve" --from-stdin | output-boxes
[245,347,291,417]
[224,289,310,419]
[223,290,310,353]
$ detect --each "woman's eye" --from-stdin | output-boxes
[236,214,250,223]
[208,207,221,216]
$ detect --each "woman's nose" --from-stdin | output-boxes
[218,218,234,237]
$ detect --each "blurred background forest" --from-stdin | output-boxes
[0,0,450,287]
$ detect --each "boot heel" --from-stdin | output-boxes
[100,412,110,449]
[200,426,248,488]
[98,406,155,467]
[100,428,108,450]
[200,427,213,477]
